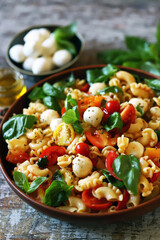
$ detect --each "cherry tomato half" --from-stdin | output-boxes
[75,143,90,157]
[6,150,30,164]
[101,107,110,123]
[150,172,160,183]
[120,104,136,131]
[85,130,118,149]
[61,106,66,116]
[39,146,66,166]
[116,189,130,210]
[105,150,121,180]
[105,100,120,115]
[82,188,113,210]
[80,83,89,92]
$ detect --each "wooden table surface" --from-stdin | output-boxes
[1,1,160,239]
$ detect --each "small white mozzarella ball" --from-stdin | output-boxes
[40,109,60,124]
[50,118,63,131]
[23,40,43,57]
[53,49,72,67]
[38,28,50,41]
[32,57,54,74]
[83,107,103,127]
[89,82,107,95]
[9,44,25,63]
[24,29,42,43]
[42,35,57,55]
[72,155,93,178]
[129,98,148,113]
[22,57,35,71]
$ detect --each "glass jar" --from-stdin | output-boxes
[0,68,27,121]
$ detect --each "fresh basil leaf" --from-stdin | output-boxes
[72,105,79,119]
[53,73,75,91]
[57,39,76,55]
[43,82,65,100]
[97,49,127,64]
[28,86,45,100]
[102,169,126,189]
[73,121,83,135]
[136,104,144,117]
[102,64,119,76]
[144,78,160,91]
[122,61,142,69]
[132,74,142,83]
[44,180,73,207]
[141,62,160,76]
[2,114,37,140]
[53,170,65,182]
[98,86,123,95]
[125,36,149,51]
[13,171,29,193]
[37,157,49,169]
[104,112,123,132]
[43,96,61,114]
[54,22,77,40]
[27,177,47,194]
[65,95,78,111]
[112,155,141,195]
[155,130,160,141]
[62,109,78,124]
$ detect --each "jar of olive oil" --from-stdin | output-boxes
[0,68,27,121]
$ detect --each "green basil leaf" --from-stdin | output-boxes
[104,112,123,131]
[97,49,127,64]
[98,86,123,95]
[141,62,160,76]
[155,130,160,141]
[13,171,30,193]
[54,22,77,40]
[72,105,79,119]
[65,95,78,111]
[125,36,149,51]
[27,177,47,194]
[43,96,61,114]
[57,39,76,55]
[44,180,73,207]
[2,114,37,140]
[122,61,142,69]
[53,73,75,91]
[43,82,65,100]
[144,78,160,91]
[112,155,141,195]
[132,74,142,83]
[62,109,78,124]
[102,169,126,189]
[73,121,83,135]
[136,104,144,117]
[37,157,49,169]
[28,86,45,100]
[53,170,65,182]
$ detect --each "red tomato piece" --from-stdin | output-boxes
[78,96,103,117]
[80,83,89,92]
[120,104,136,131]
[82,188,113,210]
[39,146,66,166]
[150,172,160,183]
[6,150,29,164]
[105,150,121,180]
[61,106,66,116]
[105,100,120,115]
[116,189,130,210]
[85,130,118,149]
[75,143,90,157]
[101,107,110,123]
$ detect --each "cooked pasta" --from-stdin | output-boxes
[3,66,160,214]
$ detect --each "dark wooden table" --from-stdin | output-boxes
[1,1,160,239]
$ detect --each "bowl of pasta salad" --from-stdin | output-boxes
[1,64,160,224]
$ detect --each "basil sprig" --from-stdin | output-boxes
[62,95,83,134]
[13,171,46,194]
[112,155,141,195]
[102,169,126,189]
[86,64,119,85]
[2,114,37,140]
[98,86,123,95]
[144,78,160,91]
[136,104,144,117]
[104,112,123,132]
[44,170,73,207]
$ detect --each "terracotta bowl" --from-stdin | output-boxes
[0,65,160,224]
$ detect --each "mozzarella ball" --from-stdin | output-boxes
[23,40,43,57]
[89,82,107,95]
[9,44,25,63]
[40,109,60,124]
[50,118,63,131]
[38,28,50,41]
[42,35,57,55]
[129,98,148,113]
[53,49,72,67]
[24,29,42,43]
[83,107,103,127]
[23,57,35,71]
[32,57,54,74]
[72,155,93,178]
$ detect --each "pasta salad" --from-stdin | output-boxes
[2,64,160,213]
